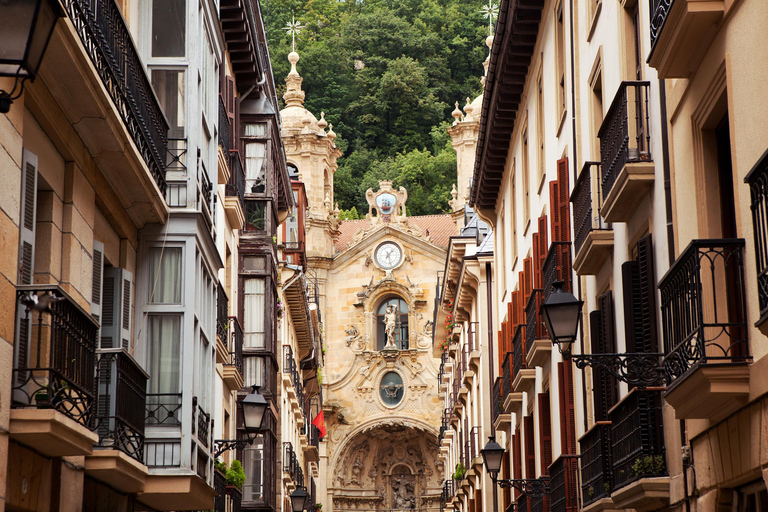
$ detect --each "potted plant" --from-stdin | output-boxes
[452,462,466,482]
[226,459,246,490]
[315,504,323,511]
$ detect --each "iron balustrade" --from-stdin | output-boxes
[194,397,211,448]
[525,290,546,351]
[517,493,527,511]
[501,352,515,403]
[226,150,246,214]
[283,441,303,486]
[166,138,187,174]
[454,344,466,385]
[650,0,674,48]
[12,285,98,427]
[609,388,666,490]
[512,325,527,379]
[94,349,148,462]
[530,494,545,512]
[145,393,182,425]
[461,343,471,377]
[492,377,503,425]
[598,81,652,202]
[580,422,613,505]
[215,467,227,512]
[438,350,448,385]
[548,455,580,512]
[467,322,478,352]
[451,379,460,413]
[201,170,213,218]
[283,345,304,406]
[572,162,607,255]
[62,0,169,194]
[659,239,749,384]
[217,283,229,345]
[746,155,768,321]
[219,95,231,156]
[464,426,480,467]
[227,317,244,377]
[542,242,573,300]
[226,486,242,512]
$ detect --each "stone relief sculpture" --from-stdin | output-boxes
[391,473,416,510]
[344,324,361,346]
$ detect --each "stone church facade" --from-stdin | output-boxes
[278,51,457,512]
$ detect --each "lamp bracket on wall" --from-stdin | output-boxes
[569,352,666,388]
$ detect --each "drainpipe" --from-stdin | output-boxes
[486,261,498,512]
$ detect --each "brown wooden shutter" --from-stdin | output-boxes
[513,428,522,499]
[475,488,482,512]
[523,257,533,300]
[549,180,560,243]
[502,452,511,506]
[538,392,553,475]
[532,233,542,289]
[558,362,577,455]
[557,157,571,243]
[524,415,536,479]
[590,292,618,421]
[623,234,658,354]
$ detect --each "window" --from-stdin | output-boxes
[522,123,530,227]
[243,256,266,271]
[243,278,265,348]
[244,355,266,388]
[536,65,545,188]
[151,69,185,137]
[148,247,182,303]
[498,208,506,294]
[152,0,185,57]
[736,482,768,512]
[589,56,604,160]
[377,297,409,350]
[244,201,266,232]
[379,371,404,406]
[244,124,267,193]
[147,315,181,395]
[555,0,566,123]
[510,162,518,264]
[242,435,265,501]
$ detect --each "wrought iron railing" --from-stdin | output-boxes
[166,138,187,174]
[659,239,749,384]
[525,289,546,351]
[63,0,169,194]
[219,94,231,156]
[193,396,211,448]
[12,285,98,427]
[650,0,674,48]
[215,466,227,512]
[530,494,545,512]
[438,350,448,385]
[492,376,503,425]
[226,150,246,214]
[467,322,478,352]
[283,441,304,487]
[464,426,480,467]
[517,493,528,512]
[227,316,244,377]
[580,422,613,505]
[549,455,580,512]
[94,349,148,462]
[454,343,466,385]
[542,242,573,300]
[283,345,304,405]
[572,162,607,255]
[501,351,514,402]
[746,156,768,321]
[609,388,666,490]
[145,393,182,425]
[217,283,229,345]
[227,486,242,512]
[598,81,652,202]
[513,325,527,378]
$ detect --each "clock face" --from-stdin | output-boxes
[375,242,402,269]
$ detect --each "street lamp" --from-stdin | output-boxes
[214,386,269,458]
[540,282,665,388]
[0,0,64,113]
[290,486,309,512]
[480,436,550,499]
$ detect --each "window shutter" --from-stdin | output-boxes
[513,428,522,499]
[534,215,548,289]
[623,235,658,354]
[523,257,533,302]
[538,392,552,475]
[557,157,570,243]
[101,267,133,350]
[502,452,511,507]
[591,292,618,421]
[18,150,38,285]
[524,415,536,479]
[558,361,577,454]
[91,241,104,326]
[233,95,240,153]
[549,181,560,243]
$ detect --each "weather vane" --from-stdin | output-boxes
[282,16,305,52]
[480,2,499,36]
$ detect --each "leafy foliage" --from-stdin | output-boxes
[266,0,487,214]
[226,460,247,488]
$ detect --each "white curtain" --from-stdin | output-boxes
[245,142,266,190]
[242,436,265,501]
[243,356,264,388]
[148,315,181,394]
[244,123,266,136]
[149,247,182,303]
[244,278,265,348]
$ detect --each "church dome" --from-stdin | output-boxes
[279,51,324,135]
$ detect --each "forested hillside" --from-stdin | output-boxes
[264,0,488,216]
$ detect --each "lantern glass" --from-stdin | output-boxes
[480,437,505,476]
[242,386,268,432]
[0,0,61,79]
[290,486,309,512]
[540,283,583,355]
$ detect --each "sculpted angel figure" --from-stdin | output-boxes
[344,324,360,346]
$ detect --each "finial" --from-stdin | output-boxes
[284,50,305,107]
[327,123,337,141]
[480,2,499,37]
[302,113,312,134]
[318,111,328,131]
[464,97,474,121]
[452,101,462,125]
[451,183,458,200]
[282,16,305,53]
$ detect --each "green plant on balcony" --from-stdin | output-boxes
[315,504,323,510]
[604,483,611,495]
[587,486,594,499]
[226,460,246,489]
[629,455,665,478]
[214,458,227,474]
[453,462,466,481]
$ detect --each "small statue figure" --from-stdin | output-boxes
[383,305,398,350]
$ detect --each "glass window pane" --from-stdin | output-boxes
[380,371,404,405]
[243,256,266,271]
[245,142,267,192]
[152,0,185,57]
[243,356,265,388]
[151,70,185,135]
[242,436,264,501]
[245,201,266,232]
[245,123,267,136]
[148,247,182,303]
[148,315,181,394]
[244,278,265,348]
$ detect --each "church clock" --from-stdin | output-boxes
[375,242,402,269]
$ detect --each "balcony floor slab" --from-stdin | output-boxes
[574,230,614,275]
[611,477,670,512]
[503,392,523,414]
[512,369,536,393]
[85,449,148,494]
[526,339,552,368]
[10,409,98,458]
[139,473,217,511]
[601,162,655,223]
[664,363,750,421]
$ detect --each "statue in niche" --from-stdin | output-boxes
[383,305,398,350]
[391,473,415,510]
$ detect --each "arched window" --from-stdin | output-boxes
[377,297,409,350]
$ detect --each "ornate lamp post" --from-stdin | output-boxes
[480,436,550,499]
[0,0,64,113]
[290,486,310,512]
[214,385,269,457]
[540,281,665,387]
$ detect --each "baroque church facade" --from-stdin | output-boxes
[278,49,458,512]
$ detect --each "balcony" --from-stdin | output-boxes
[580,422,613,507]
[467,322,480,369]
[284,240,308,270]
[224,150,246,228]
[598,81,654,223]
[49,0,169,225]
[512,326,535,392]
[648,0,725,78]
[283,442,304,488]
[217,283,230,363]
[192,396,212,450]
[492,377,511,430]
[549,455,580,512]
[501,352,522,413]
[10,285,99,457]
[525,290,551,367]
[283,345,305,424]
[542,242,573,300]
[464,426,481,475]
[659,239,750,421]
[572,162,613,275]
[87,349,149,494]
[608,388,668,511]
[745,157,768,327]
[218,96,232,185]
[223,317,244,390]
[461,343,475,387]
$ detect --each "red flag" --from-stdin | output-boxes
[311,410,326,438]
